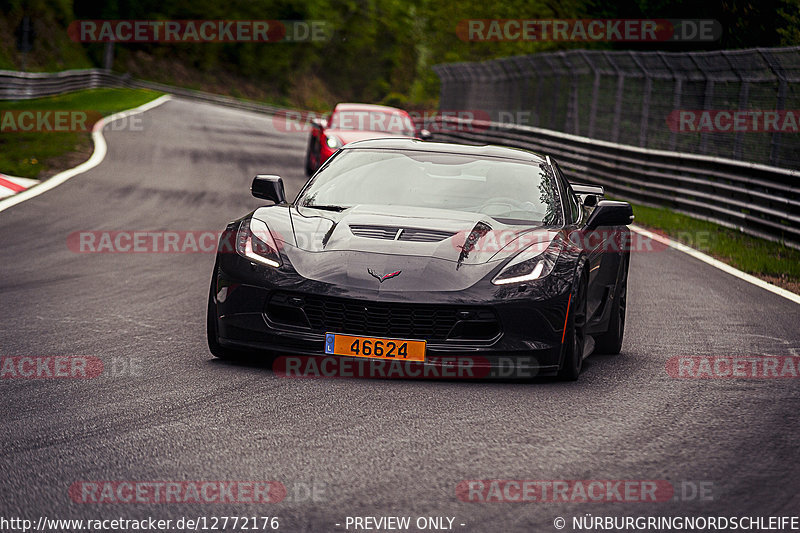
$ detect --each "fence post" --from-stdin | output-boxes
[500,58,519,120]
[604,52,625,144]
[530,56,544,127]
[581,51,601,139]
[561,52,580,135]
[542,55,561,131]
[687,54,713,155]
[757,48,787,167]
[511,56,532,126]
[433,65,448,110]
[719,51,749,161]
[734,76,750,162]
[658,52,682,151]
[462,63,477,111]
[630,52,652,148]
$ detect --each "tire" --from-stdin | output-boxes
[206,271,241,360]
[557,269,588,381]
[594,254,628,355]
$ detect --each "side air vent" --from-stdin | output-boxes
[350,225,455,243]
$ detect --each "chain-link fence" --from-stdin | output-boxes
[433,47,800,170]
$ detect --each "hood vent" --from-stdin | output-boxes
[349,224,455,243]
[457,220,492,270]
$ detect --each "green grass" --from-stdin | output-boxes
[628,201,800,285]
[0,88,163,179]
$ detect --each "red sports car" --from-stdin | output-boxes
[305,103,429,176]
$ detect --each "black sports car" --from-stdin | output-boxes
[207,138,633,380]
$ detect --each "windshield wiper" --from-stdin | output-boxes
[302,204,350,212]
[373,130,414,136]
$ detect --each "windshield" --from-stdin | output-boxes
[329,109,415,136]
[296,149,562,225]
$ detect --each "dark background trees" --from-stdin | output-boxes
[1,0,798,108]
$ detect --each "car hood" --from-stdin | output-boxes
[260,205,556,292]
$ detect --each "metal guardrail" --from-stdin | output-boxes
[0,68,283,116]
[2,68,797,249]
[427,118,800,250]
[0,69,126,99]
[125,78,284,116]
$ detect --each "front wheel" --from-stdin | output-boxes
[557,269,588,381]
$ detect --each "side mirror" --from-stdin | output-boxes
[418,129,432,141]
[251,175,286,204]
[585,200,633,230]
[311,117,328,129]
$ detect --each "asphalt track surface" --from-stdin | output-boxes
[1,98,799,532]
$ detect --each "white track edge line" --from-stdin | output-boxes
[630,224,800,305]
[0,94,172,214]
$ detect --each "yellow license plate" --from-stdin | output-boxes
[324,333,426,362]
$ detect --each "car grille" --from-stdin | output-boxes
[349,224,455,243]
[267,292,500,342]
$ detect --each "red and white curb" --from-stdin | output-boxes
[0,173,39,199]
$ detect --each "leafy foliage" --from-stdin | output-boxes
[1,0,798,106]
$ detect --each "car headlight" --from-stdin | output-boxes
[325,135,342,150]
[491,238,561,285]
[236,218,282,268]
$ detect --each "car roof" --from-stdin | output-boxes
[340,138,548,164]
[333,103,407,114]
